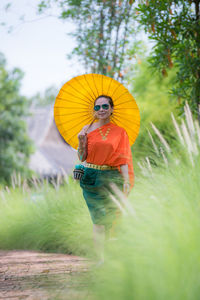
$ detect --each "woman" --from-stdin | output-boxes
[77,95,134,263]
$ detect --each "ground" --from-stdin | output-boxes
[0,250,93,300]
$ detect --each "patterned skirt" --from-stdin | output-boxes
[80,167,123,230]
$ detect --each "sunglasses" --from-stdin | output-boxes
[94,104,110,111]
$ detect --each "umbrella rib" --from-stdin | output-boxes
[67,118,95,144]
[56,96,90,107]
[114,110,139,119]
[114,108,139,112]
[65,83,92,104]
[58,93,88,104]
[113,116,140,126]
[92,74,99,97]
[113,115,139,135]
[114,99,138,107]
[109,78,121,98]
[114,113,139,120]
[58,114,92,128]
[67,131,83,144]
[106,77,113,96]
[108,78,117,97]
[61,116,93,138]
[54,112,90,118]
[84,74,97,100]
[56,114,91,127]
[74,77,95,102]
[114,112,140,124]
[54,110,90,115]
[113,113,140,125]
[101,75,103,95]
[60,89,91,104]
[114,91,130,101]
[54,106,89,111]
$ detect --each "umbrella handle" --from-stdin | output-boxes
[85,119,96,134]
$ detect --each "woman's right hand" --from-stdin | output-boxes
[78,127,88,146]
[77,127,88,161]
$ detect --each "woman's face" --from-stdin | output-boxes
[94,97,113,120]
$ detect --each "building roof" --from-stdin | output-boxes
[27,104,78,176]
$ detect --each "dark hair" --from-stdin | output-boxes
[94,95,114,108]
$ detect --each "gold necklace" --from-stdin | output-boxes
[98,127,111,140]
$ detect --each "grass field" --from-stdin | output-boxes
[0,177,94,256]
[92,104,200,299]
[0,104,200,299]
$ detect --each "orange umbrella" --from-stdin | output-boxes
[54,73,140,149]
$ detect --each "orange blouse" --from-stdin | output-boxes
[86,122,134,189]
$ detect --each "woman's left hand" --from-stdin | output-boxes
[123,182,130,197]
[120,164,130,196]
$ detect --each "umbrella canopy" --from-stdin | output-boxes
[54,73,140,149]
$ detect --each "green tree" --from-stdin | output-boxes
[38,0,139,82]
[127,57,179,168]
[137,0,200,120]
[0,53,32,184]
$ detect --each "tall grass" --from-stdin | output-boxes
[0,177,94,257]
[1,101,200,299]
[92,104,200,300]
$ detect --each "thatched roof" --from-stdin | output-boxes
[27,105,78,176]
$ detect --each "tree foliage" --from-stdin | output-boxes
[38,0,139,82]
[127,58,178,168]
[0,53,32,184]
[137,0,200,119]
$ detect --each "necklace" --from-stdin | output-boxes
[98,127,111,140]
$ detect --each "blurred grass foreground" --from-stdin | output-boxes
[0,103,200,299]
[93,103,200,300]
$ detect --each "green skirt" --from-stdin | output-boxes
[80,167,123,229]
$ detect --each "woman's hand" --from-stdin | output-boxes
[77,126,88,162]
[78,127,88,146]
[120,164,130,196]
[123,182,130,197]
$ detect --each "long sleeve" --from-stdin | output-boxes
[115,129,134,189]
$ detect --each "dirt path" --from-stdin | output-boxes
[0,250,93,300]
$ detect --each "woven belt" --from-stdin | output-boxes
[85,163,118,170]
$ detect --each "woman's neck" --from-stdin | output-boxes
[97,118,110,127]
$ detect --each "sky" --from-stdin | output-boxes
[0,0,152,99]
[0,0,84,97]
